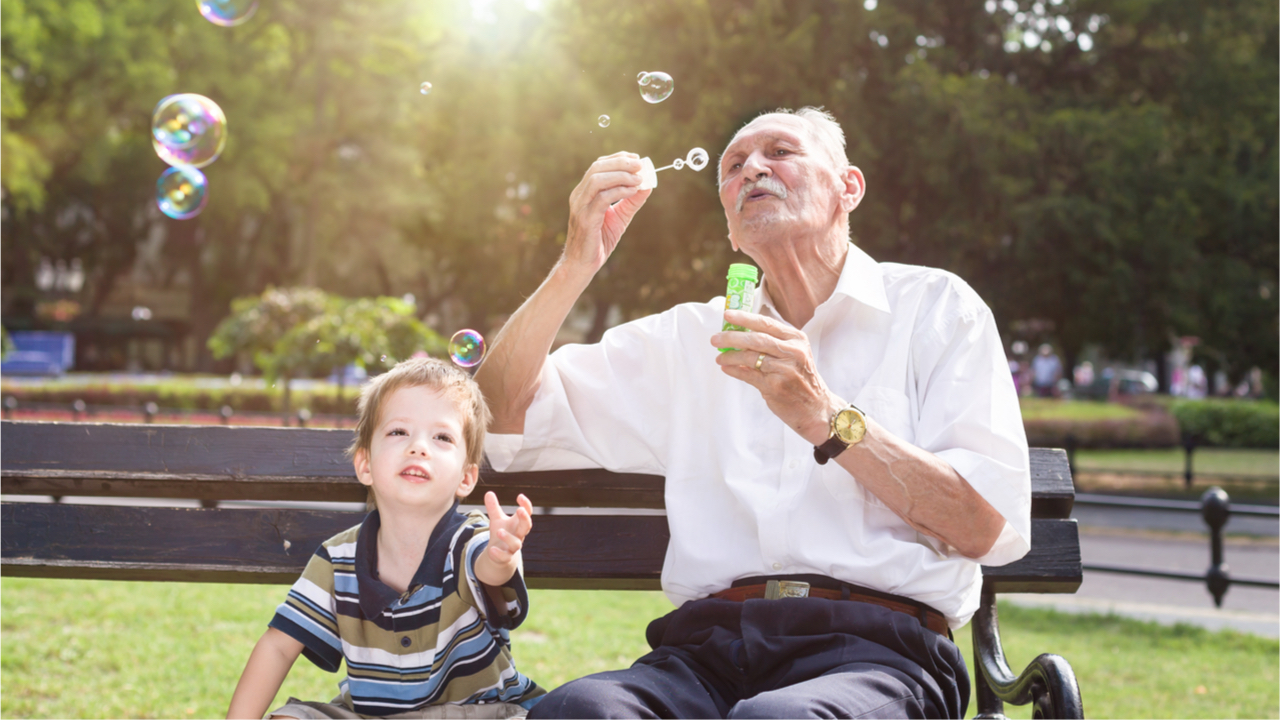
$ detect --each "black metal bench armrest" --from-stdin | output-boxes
[972,586,1084,719]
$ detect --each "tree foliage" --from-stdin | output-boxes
[2,0,1275,385]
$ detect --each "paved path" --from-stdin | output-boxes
[1004,498,1280,637]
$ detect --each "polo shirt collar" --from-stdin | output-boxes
[355,501,468,619]
[758,242,891,318]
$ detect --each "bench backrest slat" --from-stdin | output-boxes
[0,502,1079,593]
[1,422,1074,517]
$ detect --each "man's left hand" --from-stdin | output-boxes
[712,309,842,445]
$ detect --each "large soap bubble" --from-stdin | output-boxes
[197,0,258,26]
[638,72,674,103]
[449,329,486,368]
[156,166,209,219]
[152,94,227,168]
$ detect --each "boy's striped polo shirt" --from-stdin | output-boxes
[269,504,544,716]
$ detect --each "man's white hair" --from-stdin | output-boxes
[718,106,849,188]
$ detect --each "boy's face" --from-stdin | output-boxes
[354,385,478,516]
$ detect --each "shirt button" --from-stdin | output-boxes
[772,562,782,570]
[400,636,411,648]
[788,460,799,470]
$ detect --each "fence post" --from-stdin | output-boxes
[297,408,312,428]
[220,405,234,425]
[3,396,16,419]
[1201,486,1231,607]
[72,399,87,421]
[144,402,159,424]
[1182,431,1197,488]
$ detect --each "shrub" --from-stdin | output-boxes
[1023,412,1182,448]
[1170,399,1280,448]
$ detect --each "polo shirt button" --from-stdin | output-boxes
[400,636,411,648]
[772,562,782,570]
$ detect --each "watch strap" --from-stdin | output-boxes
[813,435,849,465]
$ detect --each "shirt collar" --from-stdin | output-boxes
[757,242,891,318]
[355,500,468,618]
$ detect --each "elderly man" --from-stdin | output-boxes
[477,107,1029,719]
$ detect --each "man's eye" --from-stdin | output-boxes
[774,149,789,156]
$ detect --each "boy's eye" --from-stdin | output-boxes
[435,433,455,444]
[388,428,407,436]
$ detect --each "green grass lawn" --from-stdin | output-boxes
[2,579,1277,719]
[1075,448,1280,478]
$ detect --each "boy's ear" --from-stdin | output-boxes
[353,448,374,488]
[456,463,480,499]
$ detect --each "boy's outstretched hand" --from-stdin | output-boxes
[474,491,533,587]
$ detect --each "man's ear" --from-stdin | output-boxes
[456,463,480,499]
[841,166,866,213]
[354,448,374,488]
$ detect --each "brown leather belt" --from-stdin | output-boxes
[711,578,950,636]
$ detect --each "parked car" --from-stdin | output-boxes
[1072,367,1159,399]
[0,331,75,376]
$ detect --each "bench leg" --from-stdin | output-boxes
[971,586,1084,719]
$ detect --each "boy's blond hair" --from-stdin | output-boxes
[347,357,492,508]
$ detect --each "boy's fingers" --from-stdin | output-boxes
[484,491,507,521]
[517,494,534,515]
[488,544,512,562]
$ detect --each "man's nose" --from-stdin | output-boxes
[741,151,771,180]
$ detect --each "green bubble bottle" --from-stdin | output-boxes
[720,263,759,352]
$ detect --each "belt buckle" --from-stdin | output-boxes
[765,580,809,599]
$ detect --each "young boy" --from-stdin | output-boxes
[228,358,543,719]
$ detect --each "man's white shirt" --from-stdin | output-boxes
[487,243,1031,628]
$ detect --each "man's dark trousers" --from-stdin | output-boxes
[528,596,968,719]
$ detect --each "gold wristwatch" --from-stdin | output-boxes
[813,404,867,465]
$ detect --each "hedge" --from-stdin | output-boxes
[1170,399,1280,449]
[0,383,359,416]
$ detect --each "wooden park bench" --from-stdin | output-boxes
[1,420,1084,718]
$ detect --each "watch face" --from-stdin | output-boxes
[834,408,866,445]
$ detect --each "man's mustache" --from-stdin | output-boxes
[735,177,788,213]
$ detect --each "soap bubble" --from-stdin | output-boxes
[156,166,209,220]
[598,114,610,128]
[151,94,227,168]
[196,0,258,26]
[637,71,648,81]
[638,71,673,103]
[673,159,685,169]
[419,82,432,95]
[686,147,709,171]
[449,329,486,368]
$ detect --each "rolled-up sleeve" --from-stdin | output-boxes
[913,300,1031,567]
[485,311,676,475]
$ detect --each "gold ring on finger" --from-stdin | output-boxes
[755,353,766,370]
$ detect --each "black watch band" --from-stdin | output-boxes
[813,436,849,465]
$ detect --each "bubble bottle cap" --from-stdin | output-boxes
[726,263,759,282]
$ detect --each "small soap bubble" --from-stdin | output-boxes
[419,82,432,95]
[686,147,709,171]
[673,159,685,169]
[151,94,227,168]
[380,355,387,362]
[449,329,486,368]
[156,166,209,220]
[637,71,648,81]
[638,71,673,103]
[197,0,258,26]
[598,114,610,128]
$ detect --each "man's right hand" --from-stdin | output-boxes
[564,152,652,274]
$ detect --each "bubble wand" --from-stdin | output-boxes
[638,147,710,190]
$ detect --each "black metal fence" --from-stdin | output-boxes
[1075,488,1280,606]
[1065,433,1279,488]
